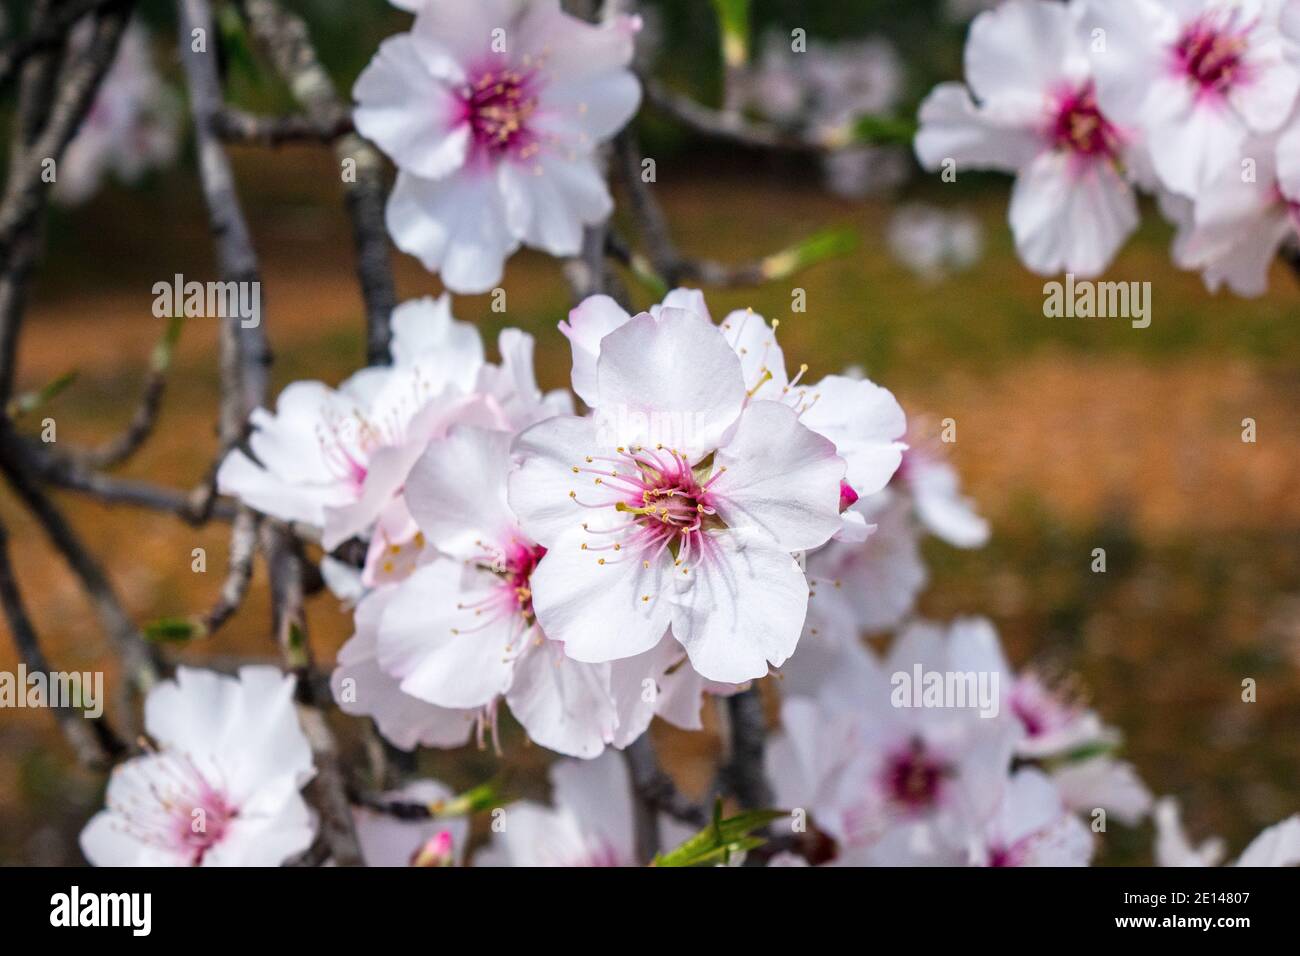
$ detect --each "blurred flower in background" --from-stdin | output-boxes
[887,203,983,281]
[55,21,182,206]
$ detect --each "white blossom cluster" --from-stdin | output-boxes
[65,0,1299,869]
[917,0,1300,295]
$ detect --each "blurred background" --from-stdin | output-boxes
[1,0,1298,866]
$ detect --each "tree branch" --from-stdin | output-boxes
[69,317,181,470]
[237,0,397,366]
[640,74,831,155]
[0,2,135,284]
[613,130,849,289]
[211,106,354,146]
[624,734,708,827]
[0,425,161,701]
[0,513,121,769]
[0,1,135,400]
[24,439,237,523]
[716,687,772,810]
[177,0,362,866]
[0,0,121,92]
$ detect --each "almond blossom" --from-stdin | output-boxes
[473,750,692,866]
[561,292,908,510]
[886,203,984,281]
[915,0,1142,276]
[895,438,990,549]
[943,616,1153,824]
[80,667,315,867]
[353,0,642,292]
[770,616,1151,866]
[1161,131,1298,296]
[1155,798,1300,866]
[970,767,1094,866]
[331,584,479,751]
[510,305,848,683]
[374,424,712,757]
[801,493,929,644]
[1084,0,1300,198]
[56,21,181,206]
[799,435,988,648]
[217,295,493,551]
[768,632,1017,866]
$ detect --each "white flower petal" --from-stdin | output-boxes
[558,295,632,408]
[498,151,612,257]
[509,413,604,546]
[594,308,747,457]
[506,642,618,758]
[915,83,1042,173]
[1235,814,1300,867]
[352,33,469,180]
[386,169,518,294]
[529,525,674,664]
[1008,150,1137,276]
[797,375,907,496]
[406,426,517,559]
[669,530,809,683]
[376,560,518,709]
[965,0,1082,105]
[711,400,845,553]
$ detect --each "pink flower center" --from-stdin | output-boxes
[502,538,546,619]
[570,445,727,573]
[314,379,438,493]
[881,738,950,812]
[1174,13,1251,96]
[113,751,239,865]
[1009,674,1077,740]
[463,68,539,158]
[1050,82,1121,160]
[455,536,547,630]
[987,841,1029,867]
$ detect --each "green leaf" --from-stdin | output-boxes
[761,227,859,281]
[628,252,669,300]
[151,314,184,372]
[710,0,751,68]
[651,805,788,867]
[842,113,919,148]
[1041,739,1121,770]
[144,616,205,644]
[5,370,78,420]
[432,779,500,817]
[217,5,262,89]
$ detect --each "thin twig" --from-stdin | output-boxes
[71,317,182,470]
[0,0,120,91]
[197,507,258,635]
[211,106,354,146]
[263,520,363,866]
[0,514,121,769]
[716,687,772,810]
[177,0,268,637]
[238,0,397,366]
[614,130,806,289]
[624,734,708,828]
[0,425,161,700]
[641,74,833,154]
[0,1,136,276]
[24,440,237,523]
[0,2,136,400]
